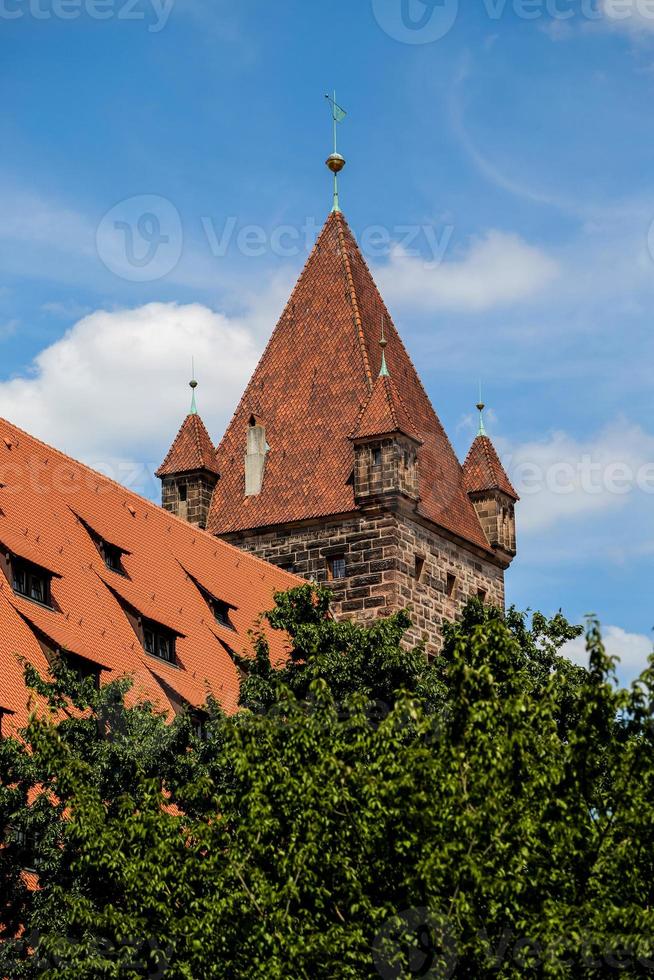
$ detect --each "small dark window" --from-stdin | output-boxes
[102,542,125,575]
[12,558,52,607]
[178,484,188,503]
[372,447,382,467]
[328,555,346,580]
[478,589,487,604]
[12,827,40,872]
[63,652,100,689]
[446,573,457,599]
[415,555,425,582]
[212,599,234,630]
[143,621,176,665]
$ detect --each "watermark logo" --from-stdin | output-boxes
[373,907,458,978]
[0,0,174,31]
[96,194,182,282]
[371,0,459,43]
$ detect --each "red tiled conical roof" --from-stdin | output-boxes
[463,435,519,500]
[207,211,491,553]
[350,373,422,444]
[156,413,219,477]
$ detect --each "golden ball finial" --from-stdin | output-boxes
[326,152,346,174]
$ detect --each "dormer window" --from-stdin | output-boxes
[143,619,176,665]
[182,567,237,632]
[12,558,52,607]
[73,513,128,576]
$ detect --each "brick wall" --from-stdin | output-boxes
[161,473,217,529]
[223,509,504,657]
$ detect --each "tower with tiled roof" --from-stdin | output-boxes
[462,403,519,563]
[156,379,219,529]
[159,153,518,655]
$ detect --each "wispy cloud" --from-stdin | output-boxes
[375,231,558,313]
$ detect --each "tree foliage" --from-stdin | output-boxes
[1,586,653,978]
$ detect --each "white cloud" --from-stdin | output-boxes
[375,231,559,313]
[563,625,653,683]
[0,303,261,492]
[503,418,654,534]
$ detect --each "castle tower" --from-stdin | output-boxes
[158,131,518,653]
[156,379,219,529]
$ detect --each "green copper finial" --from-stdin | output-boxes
[476,382,486,436]
[379,317,390,377]
[190,358,198,414]
[325,91,347,213]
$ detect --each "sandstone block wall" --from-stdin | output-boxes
[223,510,504,657]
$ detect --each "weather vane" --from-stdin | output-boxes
[325,91,347,213]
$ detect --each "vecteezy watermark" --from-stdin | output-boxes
[509,455,654,497]
[201,214,454,261]
[372,911,654,976]
[96,195,183,283]
[0,0,174,30]
[95,196,454,282]
[371,0,654,44]
[371,0,460,44]
[373,907,458,979]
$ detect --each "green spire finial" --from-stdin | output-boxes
[190,358,198,414]
[325,91,347,213]
[379,317,390,377]
[476,382,486,436]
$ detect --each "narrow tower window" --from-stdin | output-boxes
[446,573,457,599]
[414,555,425,582]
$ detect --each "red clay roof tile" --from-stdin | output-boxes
[0,417,299,736]
[350,373,422,444]
[207,211,492,552]
[156,413,219,477]
[463,435,519,500]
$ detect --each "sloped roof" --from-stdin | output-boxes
[207,210,491,553]
[0,417,298,736]
[156,413,219,477]
[350,373,422,444]
[463,435,519,501]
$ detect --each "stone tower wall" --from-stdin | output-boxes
[161,473,217,529]
[222,509,504,658]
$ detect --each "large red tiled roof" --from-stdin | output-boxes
[156,413,219,477]
[463,435,519,500]
[0,418,299,736]
[350,373,422,444]
[207,211,492,553]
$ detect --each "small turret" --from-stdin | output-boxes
[463,402,518,565]
[349,328,422,504]
[156,378,219,529]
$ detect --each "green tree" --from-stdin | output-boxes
[1,587,653,979]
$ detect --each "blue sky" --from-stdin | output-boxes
[0,0,653,681]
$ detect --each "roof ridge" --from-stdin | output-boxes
[334,212,373,389]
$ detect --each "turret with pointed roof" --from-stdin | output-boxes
[462,405,518,561]
[157,380,219,529]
